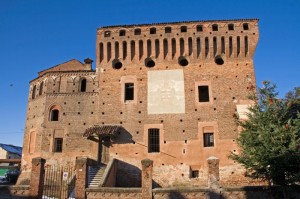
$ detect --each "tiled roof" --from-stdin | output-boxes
[83,125,122,138]
[0,143,22,156]
[99,18,259,29]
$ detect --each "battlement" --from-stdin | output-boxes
[96,19,259,69]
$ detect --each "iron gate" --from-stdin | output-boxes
[42,166,75,199]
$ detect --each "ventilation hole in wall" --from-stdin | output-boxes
[78,102,80,104]
[73,90,75,92]
[164,141,166,144]
[198,118,200,121]
[161,120,163,123]
[241,31,243,33]
[162,163,164,166]
[68,123,71,125]
[216,76,218,78]
[92,90,94,92]
[209,32,212,34]
[102,112,105,115]
[107,93,110,95]
[78,112,80,115]
[64,102,66,105]
[112,59,123,69]
[232,97,236,99]
[226,31,228,34]
[93,82,96,85]
[136,131,139,134]
[102,102,104,105]
[145,57,155,67]
[236,64,239,66]
[214,97,217,100]
[33,115,35,118]
[140,67,142,70]
[195,109,197,111]
[120,112,123,114]
[140,101,143,103]
[233,140,235,142]
[138,121,141,123]
[53,84,55,86]
[178,56,189,66]
[120,121,122,124]
[190,89,193,92]
[214,108,217,111]
[214,55,224,65]
[177,33,179,36]
[185,140,187,144]
[123,68,126,70]
[231,172,234,174]
[183,149,185,154]
[229,88,232,90]
[83,123,86,125]
[246,63,248,66]
[116,153,118,155]
[253,33,256,35]
[102,122,105,124]
[112,37,114,39]
[183,130,185,132]
[91,112,93,114]
[53,91,55,93]
[166,66,168,69]
[199,65,202,67]
[180,119,183,122]
[138,111,141,114]
[160,34,162,37]
[233,150,236,152]
[236,75,238,78]
[140,79,143,81]
[63,112,65,115]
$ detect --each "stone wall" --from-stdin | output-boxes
[0,185,29,199]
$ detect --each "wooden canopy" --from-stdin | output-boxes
[83,125,121,141]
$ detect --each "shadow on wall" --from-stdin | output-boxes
[112,127,134,144]
[116,160,141,187]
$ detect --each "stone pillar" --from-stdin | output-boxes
[29,157,45,199]
[141,159,153,199]
[75,157,88,199]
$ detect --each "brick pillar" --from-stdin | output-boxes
[141,159,153,199]
[75,157,88,199]
[207,156,220,189]
[29,157,45,199]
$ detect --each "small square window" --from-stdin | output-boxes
[150,27,156,34]
[165,27,172,33]
[134,28,141,35]
[198,86,209,102]
[104,31,111,37]
[191,170,199,178]
[243,23,249,30]
[212,24,218,31]
[228,24,234,31]
[196,25,203,32]
[203,133,214,147]
[181,26,187,33]
[54,138,63,152]
[119,30,126,36]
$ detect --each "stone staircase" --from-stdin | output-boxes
[88,164,107,187]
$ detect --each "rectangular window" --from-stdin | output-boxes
[191,170,199,178]
[124,83,134,101]
[198,86,209,102]
[54,138,63,152]
[203,133,214,147]
[148,128,160,153]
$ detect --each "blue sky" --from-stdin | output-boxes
[0,0,299,147]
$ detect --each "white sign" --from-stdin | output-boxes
[63,172,68,181]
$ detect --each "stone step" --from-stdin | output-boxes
[88,165,106,187]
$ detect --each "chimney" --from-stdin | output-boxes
[84,58,93,70]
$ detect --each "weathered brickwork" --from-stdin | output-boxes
[19,19,261,188]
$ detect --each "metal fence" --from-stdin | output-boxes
[42,165,75,199]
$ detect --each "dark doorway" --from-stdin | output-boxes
[98,136,110,164]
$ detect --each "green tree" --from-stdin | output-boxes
[230,81,300,186]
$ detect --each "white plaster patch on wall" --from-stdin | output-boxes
[236,104,251,120]
[148,70,185,114]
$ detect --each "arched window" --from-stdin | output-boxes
[80,78,87,92]
[39,82,43,95]
[50,108,59,121]
[32,85,36,99]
